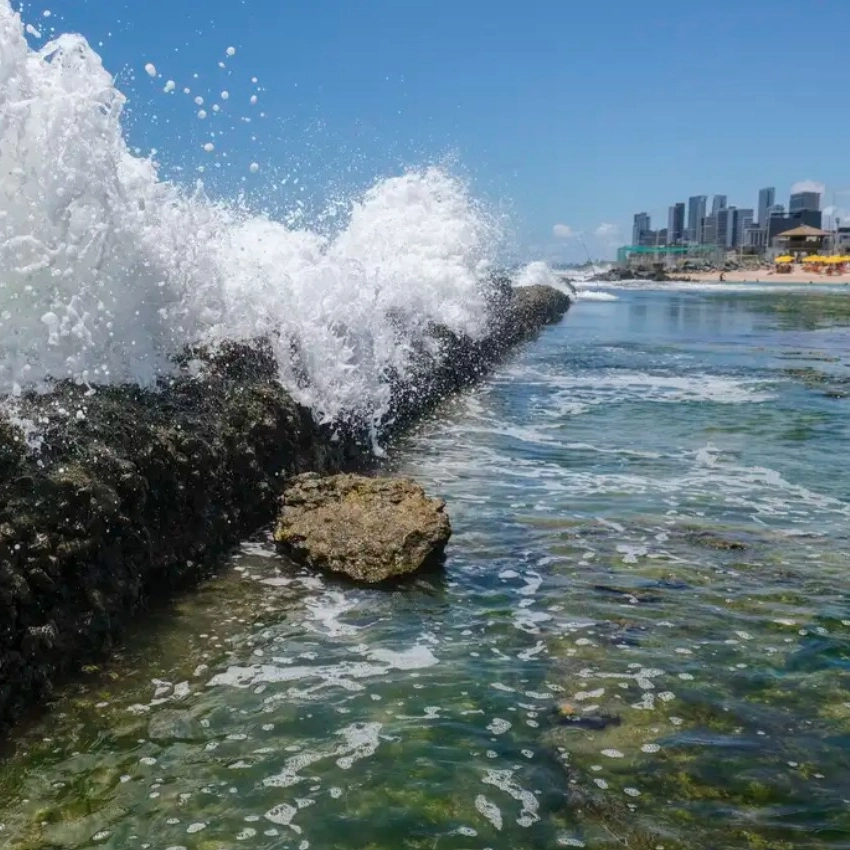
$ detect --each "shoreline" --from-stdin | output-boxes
[682,270,850,285]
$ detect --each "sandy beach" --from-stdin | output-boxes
[685,269,850,285]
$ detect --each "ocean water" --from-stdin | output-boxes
[3,285,850,850]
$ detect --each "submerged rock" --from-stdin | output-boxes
[274,473,451,583]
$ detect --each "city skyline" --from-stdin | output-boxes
[629,183,833,254]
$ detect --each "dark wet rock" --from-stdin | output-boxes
[651,578,691,590]
[685,531,747,551]
[784,366,850,399]
[0,283,569,734]
[555,713,622,731]
[592,584,664,604]
[591,266,673,282]
[550,701,622,730]
[275,473,451,583]
[381,284,571,438]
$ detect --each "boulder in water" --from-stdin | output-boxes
[274,473,451,583]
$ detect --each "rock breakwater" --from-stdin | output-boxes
[0,283,570,733]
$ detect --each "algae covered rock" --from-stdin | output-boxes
[274,473,451,583]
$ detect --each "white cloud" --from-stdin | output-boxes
[552,223,575,239]
[791,179,825,195]
[594,222,619,242]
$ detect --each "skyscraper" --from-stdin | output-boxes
[667,203,686,245]
[716,207,734,247]
[701,213,718,246]
[712,195,728,215]
[789,191,821,213]
[733,209,754,248]
[632,212,651,246]
[758,187,776,226]
[687,195,707,243]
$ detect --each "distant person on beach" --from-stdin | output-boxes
[719,272,725,281]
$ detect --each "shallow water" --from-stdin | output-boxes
[3,286,850,849]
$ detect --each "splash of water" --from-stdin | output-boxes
[0,0,500,426]
[515,261,575,297]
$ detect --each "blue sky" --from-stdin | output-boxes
[18,0,850,261]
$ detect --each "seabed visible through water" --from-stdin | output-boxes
[3,284,850,850]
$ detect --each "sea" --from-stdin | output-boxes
[2,281,850,850]
[3,2,850,847]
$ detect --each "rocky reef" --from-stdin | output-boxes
[275,473,451,583]
[0,283,569,734]
[590,266,673,282]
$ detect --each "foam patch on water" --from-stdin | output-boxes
[207,661,386,691]
[482,769,540,828]
[367,645,438,670]
[547,370,776,408]
[475,794,503,830]
[574,289,619,301]
[263,722,383,788]
[303,591,358,637]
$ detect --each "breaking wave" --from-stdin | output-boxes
[0,0,501,427]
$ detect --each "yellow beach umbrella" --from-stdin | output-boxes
[774,256,793,263]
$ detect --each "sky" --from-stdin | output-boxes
[15,0,850,262]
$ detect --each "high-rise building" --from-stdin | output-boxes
[733,208,754,248]
[687,195,707,243]
[789,191,821,213]
[743,223,764,249]
[632,212,651,246]
[701,213,718,246]
[712,195,728,215]
[667,202,686,245]
[758,187,776,226]
[717,206,735,247]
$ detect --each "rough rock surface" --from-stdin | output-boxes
[275,473,451,583]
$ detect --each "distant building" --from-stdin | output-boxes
[733,208,754,248]
[687,195,707,243]
[716,207,735,247]
[712,195,728,215]
[632,212,651,245]
[834,227,850,252]
[667,203,686,245]
[758,187,776,226]
[701,213,718,245]
[768,209,823,242]
[743,223,764,249]
[656,228,669,247]
[638,229,658,247]
[789,191,821,213]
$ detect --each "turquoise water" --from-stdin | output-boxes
[2,285,850,849]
